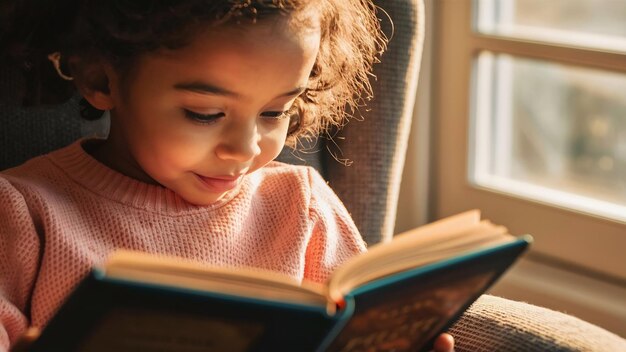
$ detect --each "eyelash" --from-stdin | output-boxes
[184,110,224,124]
[261,110,291,120]
[183,109,291,124]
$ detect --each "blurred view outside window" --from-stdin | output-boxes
[476,0,626,53]
[470,0,626,221]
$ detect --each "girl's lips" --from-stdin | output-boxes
[195,174,243,193]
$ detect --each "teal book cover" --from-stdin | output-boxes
[321,237,531,351]
[30,273,340,352]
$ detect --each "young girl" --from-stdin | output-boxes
[0,1,453,350]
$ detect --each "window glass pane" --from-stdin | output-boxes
[475,0,626,53]
[471,52,626,222]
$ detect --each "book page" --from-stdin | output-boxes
[394,210,481,241]
[328,211,514,300]
[104,251,329,308]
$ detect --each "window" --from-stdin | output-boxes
[472,53,626,222]
[472,0,626,222]
[431,0,626,335]
[476,0,626,53]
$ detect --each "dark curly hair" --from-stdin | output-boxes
[1,0,387,146]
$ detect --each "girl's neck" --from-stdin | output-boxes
[83,138,159,185]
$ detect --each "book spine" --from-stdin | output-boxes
[316,297,356,352]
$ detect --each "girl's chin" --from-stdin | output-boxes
[181,189,226,206]
[157,176,229,206]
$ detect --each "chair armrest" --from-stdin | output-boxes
[450,295,626,351]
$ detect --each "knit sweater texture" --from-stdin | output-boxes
[0,140,367,350]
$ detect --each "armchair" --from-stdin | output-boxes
[1,0,625,350]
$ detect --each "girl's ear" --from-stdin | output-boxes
[70,58,116,111]
[80,87,114,111]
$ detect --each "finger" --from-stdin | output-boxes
[432,333,455,352]
[11,327,40,352]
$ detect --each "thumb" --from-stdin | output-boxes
[432,333,455,352]
[11,327,40,352]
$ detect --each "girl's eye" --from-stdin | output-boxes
[184,109,225,124]
[260,110,290,121]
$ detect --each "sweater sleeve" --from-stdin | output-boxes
[0,177,42,351]
[303,168,367,284]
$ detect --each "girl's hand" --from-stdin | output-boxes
[11,327,40,352]
[432,333,455,352]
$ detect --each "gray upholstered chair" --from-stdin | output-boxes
[1,0,625,350]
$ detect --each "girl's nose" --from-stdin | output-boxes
[214,120,261,162]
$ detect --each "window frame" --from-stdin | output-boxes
[431,0,626,282]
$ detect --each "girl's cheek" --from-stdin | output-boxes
[260,135,287,162]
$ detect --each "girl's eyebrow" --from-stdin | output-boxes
[174,81,305,99]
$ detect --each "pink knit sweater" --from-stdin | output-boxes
[0,140,367,350]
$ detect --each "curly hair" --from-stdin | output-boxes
[2,0,387,146]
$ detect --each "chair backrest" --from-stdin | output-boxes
[0,0,424,245]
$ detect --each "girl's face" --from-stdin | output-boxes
[101,16,320,205]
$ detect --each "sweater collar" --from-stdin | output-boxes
[48,139,244,213]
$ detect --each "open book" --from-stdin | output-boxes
[30,210,532,352]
